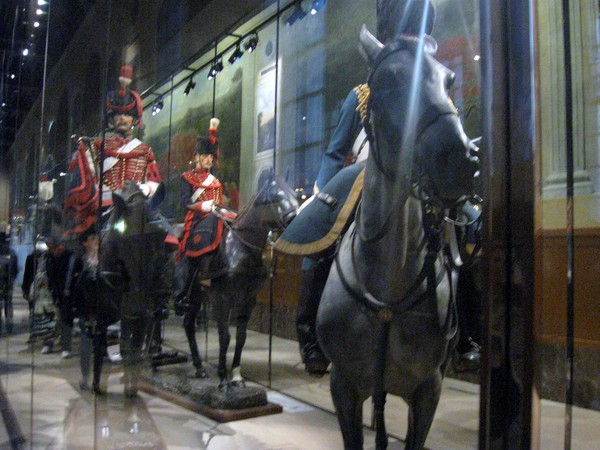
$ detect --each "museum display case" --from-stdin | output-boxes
[1,0,599,448]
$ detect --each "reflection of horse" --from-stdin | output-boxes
[316,27,480,450]
[181,176,298,389]
[101,182,171,395]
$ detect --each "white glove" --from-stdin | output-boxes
[200,199,215,212]
[138,181,159,197]
[138,183,151,197]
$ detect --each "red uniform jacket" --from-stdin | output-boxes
[177,168,223,259]
[63,134,161,238]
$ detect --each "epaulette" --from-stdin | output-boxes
[353,84,370,124]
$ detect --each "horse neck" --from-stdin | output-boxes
[232,208,270,253]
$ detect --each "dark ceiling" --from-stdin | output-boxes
[0,0,96,164]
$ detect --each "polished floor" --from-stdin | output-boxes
[1,294,599,449]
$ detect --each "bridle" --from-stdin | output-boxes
[219,182,297,254]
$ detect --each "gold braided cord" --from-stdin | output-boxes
[354,83,370,123]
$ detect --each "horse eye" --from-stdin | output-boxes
[445,71,455,90]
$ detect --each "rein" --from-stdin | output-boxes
[222,220,265,253]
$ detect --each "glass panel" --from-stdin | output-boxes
[1,0,483,448]
[536,1,600,447]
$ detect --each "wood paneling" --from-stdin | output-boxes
[535,228,600,349]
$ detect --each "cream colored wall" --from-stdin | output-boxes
[537,1,600,230]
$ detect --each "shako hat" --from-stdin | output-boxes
[106,66,144,127]
[195,118,221,167]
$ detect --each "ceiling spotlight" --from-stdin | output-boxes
[207,58,223,80]
[33,21,40,27]
[22,49,29,56]
[184,77,196,95]
[310,0,326,15]
[243,33,258,53]
[286,2,307,26]
[228,42,244,64]
[152,96,164,116]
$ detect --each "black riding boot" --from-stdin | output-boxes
[92,325,107,394]
[296,258,331,376]
[173,256,195,316]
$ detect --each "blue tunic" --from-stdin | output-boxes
[275,86,366,260]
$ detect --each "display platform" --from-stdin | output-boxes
[138,365,283,423]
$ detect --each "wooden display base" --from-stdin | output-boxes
[151,350,188,369]
[138,367,282,423]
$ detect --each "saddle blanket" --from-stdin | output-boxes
[274,163,365,257]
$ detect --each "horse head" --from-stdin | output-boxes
[245,175,299,230]
[108,181,167,236]
[359,25,479,216]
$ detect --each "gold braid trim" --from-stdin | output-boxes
[353,83,370,123]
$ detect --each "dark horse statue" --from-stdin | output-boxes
[316,26,480,450]
[180,175,298,389]
[101,181,172,396]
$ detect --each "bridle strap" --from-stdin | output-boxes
[222,219,264,253]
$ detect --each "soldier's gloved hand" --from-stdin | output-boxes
[138,183,151,197]
[200,199,215,212]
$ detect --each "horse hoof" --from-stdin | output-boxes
[195,368,208,379]
[218,380,229,392]
[304,349,329,377]
[230,379,246,389]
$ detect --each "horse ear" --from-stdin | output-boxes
[148,182,166,210]
[112,191,127,215]
[359,24,384,65]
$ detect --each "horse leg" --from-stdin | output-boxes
[230,293,256,387]
[121,313,151,397]
[330,366,364,450]
[212,295,231,390]
[183,284,207,378]
[92,324,107,395]
[405,375,442,450]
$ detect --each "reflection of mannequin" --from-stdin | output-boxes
[38,177,63,240]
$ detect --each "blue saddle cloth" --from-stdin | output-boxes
[274,163,365,257]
